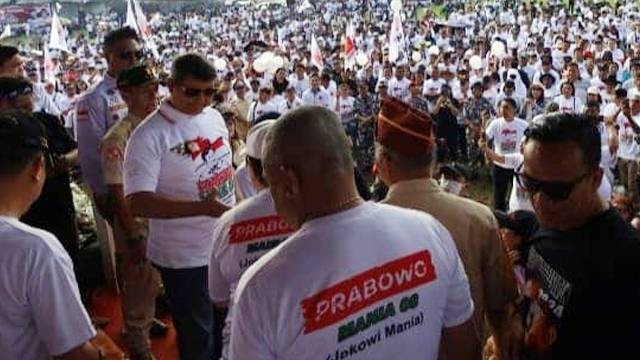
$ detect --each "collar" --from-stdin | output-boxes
[386,178,441,199]
[103,73,117,89]
[126,113,145,128]
[157,100,198,123]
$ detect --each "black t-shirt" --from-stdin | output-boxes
[522,208,640,359]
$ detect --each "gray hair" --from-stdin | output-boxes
[374,142,435,172]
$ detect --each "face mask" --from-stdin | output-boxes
[439,175,463,195]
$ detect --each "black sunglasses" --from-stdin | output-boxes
[514,164,591,200]
[118,50,145,61]
[1,85,33,100]
[179,85,216,98]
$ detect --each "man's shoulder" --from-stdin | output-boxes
[102,117,132,144]
[1,219,67,262]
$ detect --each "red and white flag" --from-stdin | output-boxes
[342,21,356,69]
[48,7,68,52]
[132,0,152,40]
[310,33,324,69]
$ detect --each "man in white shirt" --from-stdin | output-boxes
[288,63,310,97]
[229,106,478,360]
[246,87,281,124]
[302,73,332,108]
[388,66,411,100]
[485,99,529,211]
[283,86,303,113]
[124,54,235,360]
[210,120,296,360]
[0,111,100,360]
[615,90,640,207]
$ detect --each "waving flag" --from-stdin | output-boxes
[388,9,405,63]
[0,25,11,40]
[126,0,137,31]
[343,21,356,69]
[132,0,152,39]
[49,7,68,52]
[310,33,324,69]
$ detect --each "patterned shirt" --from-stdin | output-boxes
[464,97,495,125]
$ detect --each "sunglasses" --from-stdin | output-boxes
[179,85,216,98]
[118,50,145,61]
[514,164,591,200]
[1,85,33,100]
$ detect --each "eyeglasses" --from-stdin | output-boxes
[514,164,591,200]
[179,85,216,98]
[118,50,145,61]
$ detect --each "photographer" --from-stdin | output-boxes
[432,84,461,162]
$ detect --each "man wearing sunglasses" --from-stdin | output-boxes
[517,113,640,359]
[0,45,60,116]
[76,27,142,289]
[124,54,235,360]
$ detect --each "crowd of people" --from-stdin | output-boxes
[1,0,640,359]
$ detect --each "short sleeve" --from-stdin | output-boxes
[443,255,475,328]
[433,223,474,328]
[485,119,497,141]
[209,221,231,303]
[101,138,125,185]
[123,125,161,196]
[229,280,275,360]
[28,240,96,355]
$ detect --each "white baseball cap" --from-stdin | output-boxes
[246,120,277,159]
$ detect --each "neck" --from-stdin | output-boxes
[301,186,363,225]
[168,98,198,115]
[0,191,28,219]
[388,168,432,186]
[129,107,149,119]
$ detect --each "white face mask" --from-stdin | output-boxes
[439,175,463,195]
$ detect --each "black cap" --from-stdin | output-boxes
[494,210,539,241]
[117,64,157,89]
[0,111,50,177]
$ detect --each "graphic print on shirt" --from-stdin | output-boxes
[500,128,518,152]
[300,250,437,359]
[228,215,295,270]
[170,136,235,201]
[523,247,573,354]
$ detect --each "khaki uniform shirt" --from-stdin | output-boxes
[100,114,148,248]
[382,178,516,339]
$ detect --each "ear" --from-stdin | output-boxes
[167,78,176,92]
[590,167,603,189]
[30,154,45,183]
[281,167,302,200]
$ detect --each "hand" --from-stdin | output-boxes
[202,193,231,217]
[508,249,521,265]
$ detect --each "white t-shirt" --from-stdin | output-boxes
[302,88,332,108]
[553,95,584,114]
[124,100,236,268]
[0,216,96,359]
[485,117,528,168]
[234,162,256,202]
[616,113,640,161]
[333,96,357,123]
[247,100,281,124]
[209,189,296,359]
[229,203,473,360]
[388,77,411,100]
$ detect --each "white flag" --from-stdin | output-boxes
[388,9,404,63]
[43,47,58,82]
[0,25,11,40]
[132,0,152,40]
[126,0,138,31]
[49,8,68,52]
[310,33,324,69]
[343,21,356,70]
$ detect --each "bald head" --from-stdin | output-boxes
[263,106,353,177]
[262,106,360,227]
